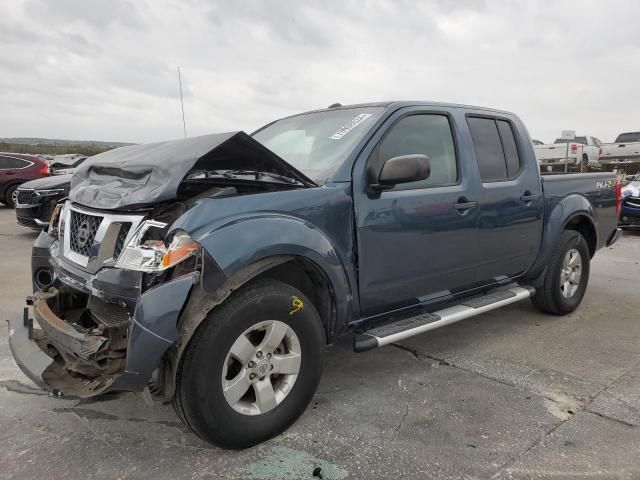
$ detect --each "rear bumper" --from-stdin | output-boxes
[606,228,622,246]
[8,275,196,398]
[600,158,640,166]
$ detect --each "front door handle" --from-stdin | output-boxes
[453,199,478,214]
[520,192,539,203]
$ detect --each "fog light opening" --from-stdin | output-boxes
[35,268,54,289]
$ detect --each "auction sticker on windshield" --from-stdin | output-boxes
[329,113,373,140]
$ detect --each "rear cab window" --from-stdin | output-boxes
[467,116,522,182]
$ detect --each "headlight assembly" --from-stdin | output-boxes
[35,189,66,197]
[115,221,200,272]
[48,202,64,237]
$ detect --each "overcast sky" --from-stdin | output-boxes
[1,0,639,144]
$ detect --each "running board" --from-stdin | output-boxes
[354,286,535,352]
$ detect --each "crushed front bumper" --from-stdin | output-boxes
[8,274,196,398]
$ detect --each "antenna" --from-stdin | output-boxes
[177,66,187,139]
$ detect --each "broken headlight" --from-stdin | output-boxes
[115,221,201,272]
[48,202,64,237]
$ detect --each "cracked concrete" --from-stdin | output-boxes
[1,206,639,479]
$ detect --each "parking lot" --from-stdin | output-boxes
[0,205,639,479]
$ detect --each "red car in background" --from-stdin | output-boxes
[0,153,49,208]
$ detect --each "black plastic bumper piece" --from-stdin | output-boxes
[6,309,54,389]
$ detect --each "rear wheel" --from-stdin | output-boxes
[173,279,325,449]
[582,155,590,172]
[4,185,19,208]
[531,230,590,315]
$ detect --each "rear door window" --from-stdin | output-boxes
[468,117,522,182]
[0,156,30,169]
[467,117,508,181]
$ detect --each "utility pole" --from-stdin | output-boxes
[178,66,187,139]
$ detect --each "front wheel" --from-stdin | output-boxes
[531,230,590,315]
[5,185,19,208]
[173,279,325,449]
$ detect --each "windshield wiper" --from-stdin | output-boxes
[217,169,304,185]
[186,169,310,186]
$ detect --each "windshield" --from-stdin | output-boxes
[252,107,384,182]
[554,137,587,145]
[615,132,640,143]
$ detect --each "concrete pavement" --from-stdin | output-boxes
[0,205,638,479]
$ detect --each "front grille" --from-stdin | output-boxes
[114,223,131,260]
[87,296,130,327]
[69,211,102,257]
[16,189,34,205]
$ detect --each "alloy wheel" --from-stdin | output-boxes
[221,320,301,416]
[560,248,582,298]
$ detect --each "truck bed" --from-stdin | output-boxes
[541,172,618,249]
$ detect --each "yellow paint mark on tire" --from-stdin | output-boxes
[289,296,303,315]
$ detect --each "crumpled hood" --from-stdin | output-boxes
[70,131,315,210]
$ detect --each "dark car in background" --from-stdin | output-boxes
[619,174,640,229]
[15,174,71,229]
[0,153,49,208]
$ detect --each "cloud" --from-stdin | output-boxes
[0,0,639,143]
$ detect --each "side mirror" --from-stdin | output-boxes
[371,154,430,191]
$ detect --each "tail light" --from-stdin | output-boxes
[39,162,49,175]
[570,144,578,153]
[615,179,622,215]
[598,147,603,157]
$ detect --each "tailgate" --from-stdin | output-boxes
[600,142,640,160]
[534,144,581,162]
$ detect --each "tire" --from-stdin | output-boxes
[531,230,590,315]
[4,185,19,208]
[582,155,590,172]
[173,278,325,449]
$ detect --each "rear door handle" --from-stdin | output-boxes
[520,194,539,202]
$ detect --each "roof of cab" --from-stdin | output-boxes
[280,100,515,120]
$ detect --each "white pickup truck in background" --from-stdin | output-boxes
[600,132,640,170]
[534,135,603,172]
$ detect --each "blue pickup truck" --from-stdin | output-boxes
[9,101,621,448]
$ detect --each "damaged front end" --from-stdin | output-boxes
[9,131,312,398]
[11,289,129,397]
[9,223,199,397]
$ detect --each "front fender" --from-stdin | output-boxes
[192,214,353,328]
[524,194,597,282]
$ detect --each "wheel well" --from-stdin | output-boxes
[2,182,21,199]
[256,258,335,343]
[565,215,596,257]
